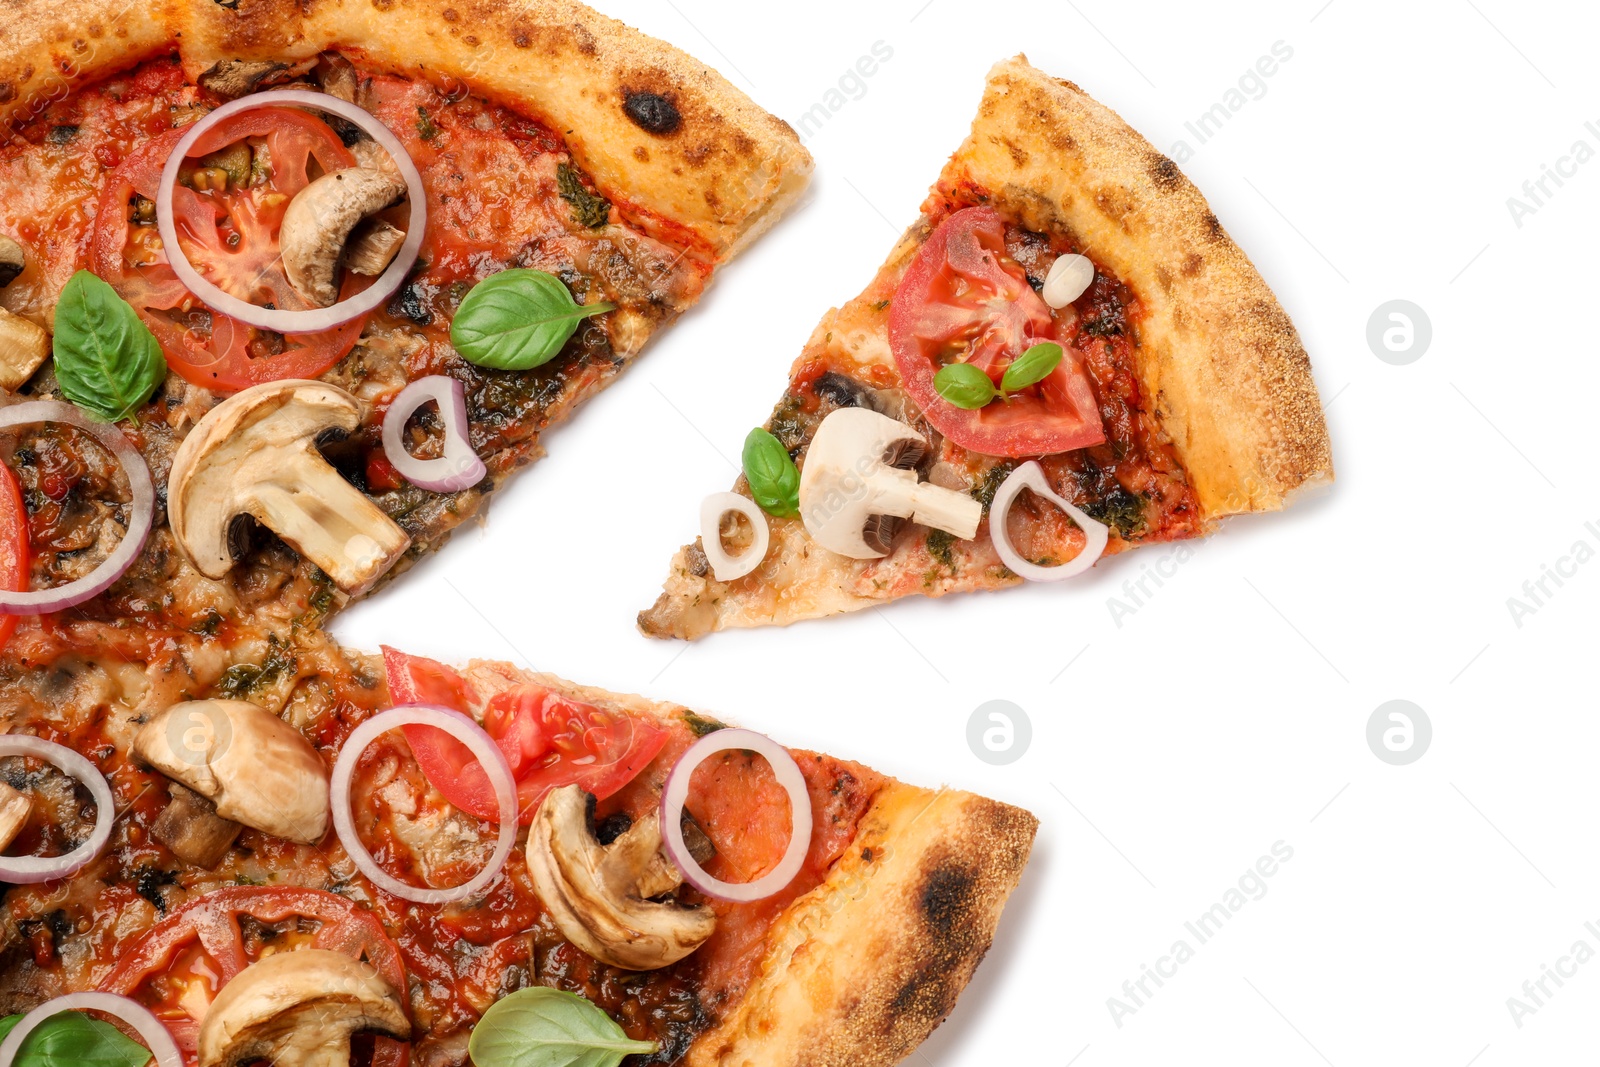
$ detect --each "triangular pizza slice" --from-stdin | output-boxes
[641,55,1331,639]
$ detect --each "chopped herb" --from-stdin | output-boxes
[134,867,179,914]
[1084,487,1147,538]
[970,461,1017,513]
[46,125,79,145]
[872,299,890,311]
[188,610,222,636]
[682,710,727,737]
[216,637,294,697]
[557,162,611,229]
[926,529,956,567]
[416,106,440,142]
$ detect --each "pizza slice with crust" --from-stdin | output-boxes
[0,639,1035,1067]
[640,56,1332,639]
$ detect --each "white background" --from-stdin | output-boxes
[339,2,1600,1063]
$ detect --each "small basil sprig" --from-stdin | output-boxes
[0,1011,152,1067]
[450,269,614,371]
[467,988,656,1067]
[742,427,799,518]
[53,270,166,423]
[933,342,1066,412]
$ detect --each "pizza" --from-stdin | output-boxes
[639,56,1334,640]
[0,640,1035,1066]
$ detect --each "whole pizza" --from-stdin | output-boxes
[0,1,1330,1065]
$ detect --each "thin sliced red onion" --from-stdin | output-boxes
[0,735,114,884]
[380,377,485,493]
[0,402,153,615]
[988,460,1108,582]
[660,728,811,903]
[698,493,768,582]
[331,705,516,905]
[0,992,181,1067]
[156,90,427,334]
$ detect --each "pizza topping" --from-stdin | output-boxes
[470,988,657,1067]
[279,167,408,307]
[0,235,24,288]
[330,705,518,904]
[133,699,331,853]
[0,993,182,1067]
[0,782,32,853]
[450,268,614,371]
[889,205,1105,457]
[797,408,981,560]
[157,90,426,335]
[1042,252,1095,309]
[526,784,717,971]
[699,492,769,581]
[740,427,800,518]
[0,734,114,884]
[0,401,154,615]
[988,460,1108,582]
[195,949,410,1067]
[167,380,410,595]
[51,270,167,423]
[0,308,49,393]
[660,728,813,903]
[146,783,243,870]
[380,375,486,493]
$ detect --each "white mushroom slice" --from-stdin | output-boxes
[0,308,49,393]
[798,407,982,560]
[280,167,406,308]
[699,492,769,582]
[341,218,406,276]
[1043,252,1095,309]
[0,782,32,853]
[168,379,410,594]
[527,784,716,971]
[135,699,330,852]
[197,949,410,1067]
[0,235,24,289]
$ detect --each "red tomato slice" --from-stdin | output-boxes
[99,885,408,1067]
[0,462,28,652]
[889,205,1105,457]
[382,648,667,825]
[91,109,369,393]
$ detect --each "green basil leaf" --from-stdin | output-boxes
[0,1011,152,1067]
[933,362,997,410]
[1001,342,1064,394]
[741,427,799,518]
[450,269,614,371]
[52,270,166,423]
[467,988,656,1067]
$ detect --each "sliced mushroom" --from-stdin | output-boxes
[0,308,49,393]
[149,782,242,868]
[134,699,331,856]
[197,949,410,1067]
[167,380,410,594]
[198,58,314,100]
[0,781,32,853]
[316,52,360,104]
[0,235,24,289]
[527,784,716,971]
[341,218,406,277]
[797,407,983,559]
[280,168,406,308]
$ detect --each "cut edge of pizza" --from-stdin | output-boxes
[639,54,1332,640]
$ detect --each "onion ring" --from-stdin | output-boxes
[0,992,182,1067]
[0,402,153,615]
[988,460,1108,582]
[0,734,115,884]
[156,91,427,334]
[660,728,812,903]
[380,376,486,493]
[330,705,517,905]
[698,493,769,582]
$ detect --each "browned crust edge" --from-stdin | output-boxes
[0,0,811,258]
[464,662,1039,1067]
[947,56,1332,518]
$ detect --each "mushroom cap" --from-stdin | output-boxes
[798,407,952,559]
[280,167,407,308]
[197,949,409,1067]
[134,699,330,844]
[0,782,31,853]
[527,785,715,971]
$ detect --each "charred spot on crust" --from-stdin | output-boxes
[1149,154,1182,189]
[624,90,682,136]
[0,84,15,105]
[920,864,976,936]
[1203,211,1225,241]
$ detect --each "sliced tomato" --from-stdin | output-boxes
[99,885,408,1067]
[0,462,28,652]
[91,109,369,393]
[889,205,1105,457]
[383,648,667,825]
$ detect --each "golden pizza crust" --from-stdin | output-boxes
[640,56,1332,639]
[0,0,810,258]
[460,660,1039,1067]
